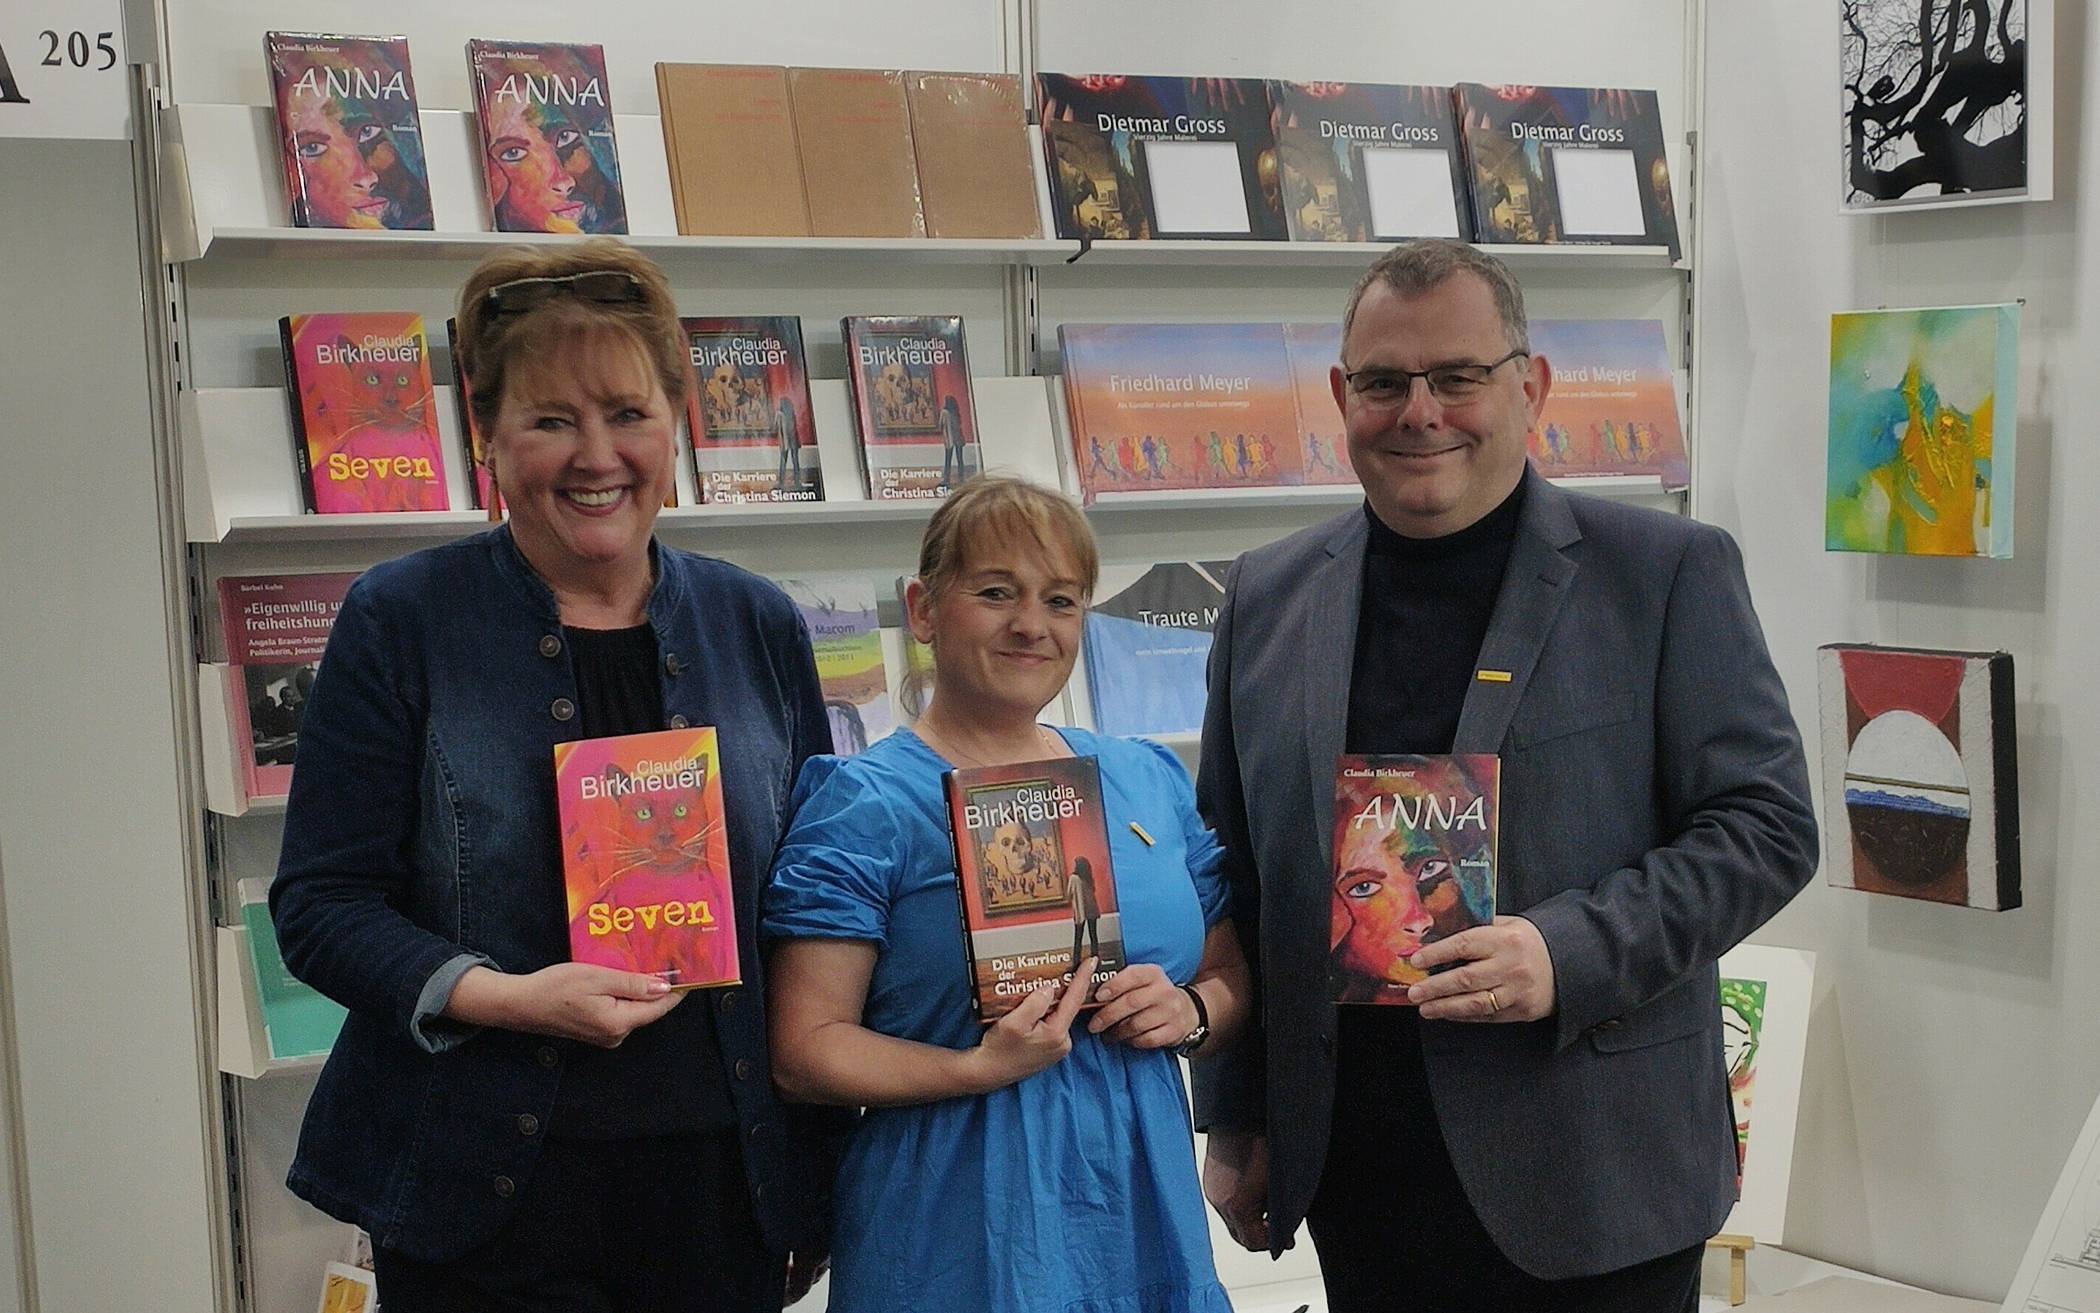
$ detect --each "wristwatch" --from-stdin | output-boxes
[1173,985,1211,1057]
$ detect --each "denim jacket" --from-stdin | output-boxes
[271,525,837,1263]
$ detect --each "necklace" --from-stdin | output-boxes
[915,719,1060,768]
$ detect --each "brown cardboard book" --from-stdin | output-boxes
[654,63,812,236]
[789,67,926,237]
[905,72,1041,239]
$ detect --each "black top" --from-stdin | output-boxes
[1331,478,1524,1215]
[552,622,737,1138]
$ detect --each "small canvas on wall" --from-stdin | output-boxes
[1817,644,2020,910]
[1717,943,1816,1246]
[1827,305,2017,559]
[1841,0,2052,209]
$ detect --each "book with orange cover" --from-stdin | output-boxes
[1057,321,1304,501]
[467,39,627,235]
[655,63,812,236]
[279,312,449,513]
[1527,318,1689,488]
[789,66,926,237]
[904,71,1041,239]
[943,754,1124,1020]
[554,727,739,989]
[1283,320,1355,485]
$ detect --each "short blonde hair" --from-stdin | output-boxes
[454,238,688,433]
[917,476,1099,601]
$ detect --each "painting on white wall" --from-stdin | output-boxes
[1718,943,1816,1246]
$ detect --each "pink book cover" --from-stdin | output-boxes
[217,573,359,800]
[554,727,739,989]
[280,312,450,513]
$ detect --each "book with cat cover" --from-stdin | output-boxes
[904,71,1042,239]
[778,575,892,756]
[1330,754,1499,1004]
[1269,80,1470,242]
[265,32,433,231]
[682,316,824,504]
[280,312,449,514]
[218,573,359,801]
[789,66,926,237]
[1527,318,1689,488]
[443,318,501,512]
[1083,561,1230,738]
[842,315,980,500]
[1454,84,1681,256]
[1038,73,1285,241]
[239,878,347,1062]
[655,63,813,236]
[1283,320,1355,485]
[467,40,627,234]
[554,727,739,990]
[1058,321,1304,501]
[943,754,1124,1020]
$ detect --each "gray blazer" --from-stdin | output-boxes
[1190,471,1817,1280]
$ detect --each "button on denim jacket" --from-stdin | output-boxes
[272,526,838,1262]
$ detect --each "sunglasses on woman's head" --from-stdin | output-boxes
[484,270,645,316]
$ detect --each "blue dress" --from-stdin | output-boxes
[763,727,1235,1313]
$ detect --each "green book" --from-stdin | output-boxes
[239,878,344,1062]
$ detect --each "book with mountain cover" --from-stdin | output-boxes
[1084,561,1231,738]
[1330,754,1499,1004]
[943,754,1124,1019]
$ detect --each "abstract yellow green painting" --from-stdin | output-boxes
[1826,305,2018,558]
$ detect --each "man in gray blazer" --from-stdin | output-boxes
[1191,240,1816,1311]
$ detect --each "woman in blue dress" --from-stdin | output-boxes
[765,476,1250,1313]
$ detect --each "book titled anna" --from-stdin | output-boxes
[280,312,449,513]
[1330,754,1498,1004]
[265,32,432,231]
[554,727,739,990]
[467,39,628,234]
[943,755,1124,1020]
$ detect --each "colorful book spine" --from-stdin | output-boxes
[444,317,501,513]
[265,32,432,231]
[943,754,1124,1019]
[778,576,892,756]
[842,315,980,500]
[279,312,449,513]
[467,39,627,235]
[1527,319,1689,488]
[1058,321,1304,501]
[554,727,739,989]
[1270,80,1470,242]
[1330,754,1499,1004]
[1083,561,1230,738]
[218,573,359,800]
[1454,83,1681,255]
[682,316,823,504]
[1283,320,1354,485]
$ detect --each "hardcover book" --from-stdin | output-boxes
[682,316,823,504]
[842,315,981,500]
[443,317,500,513]
[1454,84,1680,255]
[1083,561,1230,738]
[1330,754,1499,1003]
[467,40,627,234]
[265,32,432,231]
[888,575,937,724]
[904,71,1042,239]
[239,878,347,1062]
[1270,80,1470,241]
[789,66,926,237]
[655,63,813,236]
[279,312,449,513]
[1038,73,1285,240]
[1527,319,1689,488]
[554,727,739,989]
[943,754,1124,1019]
[218,572,358,800]
[1283,320,1355,485]
[1058,321,1304,500]
[778,575,892,756]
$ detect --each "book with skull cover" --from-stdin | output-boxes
[554,727,739,989]
[682,316,823,504]
[1330,754,1498,1004]
[841,314,981,500]
[943,754,1124,1020]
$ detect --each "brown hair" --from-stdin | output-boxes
[453,238,688,434]
[916,476,1099,601]
[1340,238,1531,356]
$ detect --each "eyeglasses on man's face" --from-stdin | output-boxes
[1341,348,1530,409]
[484,270,645,317]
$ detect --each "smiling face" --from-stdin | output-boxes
[487,328,675,596]
[286,95,387,229]
[484,98,585,233]
[1330,272,1549,537]
[907,538,1086,727]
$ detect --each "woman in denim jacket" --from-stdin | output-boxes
[272,239,834,1312]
